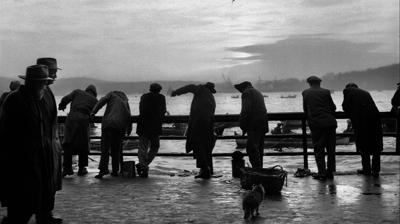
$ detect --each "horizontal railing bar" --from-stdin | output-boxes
[82,132,396,140]
[84,152,400,156]
[57,111,396,123]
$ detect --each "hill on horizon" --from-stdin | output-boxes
[0,63,398,95]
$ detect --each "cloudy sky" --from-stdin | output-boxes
[0,0,398,82]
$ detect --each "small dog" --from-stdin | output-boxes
[242,184,265,220]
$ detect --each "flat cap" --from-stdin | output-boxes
[306,75,321,83]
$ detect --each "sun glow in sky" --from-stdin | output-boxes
[0,0,398,82]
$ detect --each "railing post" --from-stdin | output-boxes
[301,118,308,169]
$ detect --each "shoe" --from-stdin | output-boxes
[94,170,109,179]
[195,168,211,179]
[136,163,143,176]
[140,166,149,178]
[371,172,379,177]
[111,171,119,177]
[77,168,88,176]
[357,169,371,175]
[48,216,63,224]
[312,173,327,181]
[62,168,74,177]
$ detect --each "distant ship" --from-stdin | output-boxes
[280,94,296,98]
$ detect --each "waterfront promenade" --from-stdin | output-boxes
[1,168,399,224]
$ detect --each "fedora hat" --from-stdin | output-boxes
[36,57,61,70]
[18,65,52,81]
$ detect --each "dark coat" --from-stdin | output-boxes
[59,89,98,154]
[0,86,54,210]
[42,87,62,191]
[173,84,216,154]
[391,88,400,115]
[302,86,337,130]
[342,87,383,154]
[239,87,268,133]
[91,91,132,135]
[0,92,10,109]
[136,92,166,138]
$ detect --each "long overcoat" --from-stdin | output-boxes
[0,86,54,210]
[136,92,166,138]
[91,91,132,135]
[342,87,383,154]
[302,87,337,130]
[59,89,98,154]
[43,87,62,191]
[239,87,268,133]
[173,84,216,154]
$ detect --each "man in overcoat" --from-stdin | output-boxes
[58,85,98,176]
[0,65,59,224]
[36,57,63,223]
[234,81,268,169]
[171,82,216,179]
[342,83,383,176]
[91,91,132,178]
[302,76,337,180]
[136,83,167,177]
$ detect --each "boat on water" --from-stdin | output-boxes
[235,134,351,149]
[231,95,239,99]
[280,94,297,98]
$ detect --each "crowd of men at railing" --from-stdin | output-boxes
[0,57,399,223]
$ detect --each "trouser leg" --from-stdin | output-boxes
[62,146,73,170]
[311,130,326,175]
[372,153,380,173]
[361,152,371,172]
[259,132,265,168]
[138,136,150,166]
[326,128,336,173]
[98,130,111,172]
[246,130,263,168]
[6,206,33,224]
[78,150,88,168]
[147,136,160,166]
[111,132,122,173]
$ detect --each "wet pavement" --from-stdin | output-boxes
[1,169,399,224]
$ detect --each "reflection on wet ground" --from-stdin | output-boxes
[2,171,398,224]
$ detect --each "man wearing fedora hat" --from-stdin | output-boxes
[0,65,61,223]
[234,81,268,169]
[171,82,217,179]
[302,75,337,181]
[136,83,167,177]
[36,57,63,223]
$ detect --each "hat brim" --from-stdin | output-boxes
[18,75,54,81]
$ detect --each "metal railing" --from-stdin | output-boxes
[58,111,399,169]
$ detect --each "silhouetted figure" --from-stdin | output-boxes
[0,81,20,109]
[302,76,337,180]
[342,83,383,177]
[234,81,268,169]
[136,83,167,178]
[391,82,400,116]
[36,57,63,224]
[58,85,98,177]
[171,82,217,179]
[91,91,132,178]
[0,65,56,224]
